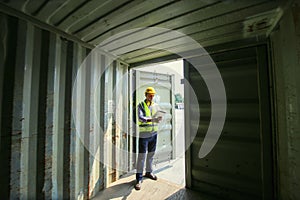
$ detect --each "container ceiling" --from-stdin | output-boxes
[0,0,288,64]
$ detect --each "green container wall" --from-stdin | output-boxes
[0,12,129,199]
[184,43,273,200]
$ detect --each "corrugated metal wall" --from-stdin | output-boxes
[0,12,129,199]
[184,43,274,200]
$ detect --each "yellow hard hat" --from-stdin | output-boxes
[145,87,156,94]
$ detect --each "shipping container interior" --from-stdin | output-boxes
[1,0,300,199]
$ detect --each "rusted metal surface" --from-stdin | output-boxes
[0,12,114,199]
[1,1,299,199]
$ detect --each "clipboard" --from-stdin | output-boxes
[152,110,166,118]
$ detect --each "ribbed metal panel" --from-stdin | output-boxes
[0,0,285,64]
[0,12,19,200]
[185,45,273,199]
[0,12,129,199]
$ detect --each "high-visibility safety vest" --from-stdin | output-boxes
[138,101,158,133]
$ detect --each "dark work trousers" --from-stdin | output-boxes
[136,134,157,181]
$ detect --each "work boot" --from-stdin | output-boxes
[134,180,142,190]
[144,172,157,180]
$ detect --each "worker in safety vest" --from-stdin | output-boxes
[135,87,162,190]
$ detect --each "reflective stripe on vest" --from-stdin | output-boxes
[138,101,158,132]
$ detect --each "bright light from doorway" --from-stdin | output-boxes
[137,59,185,187]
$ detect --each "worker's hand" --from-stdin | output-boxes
[153,116,162,123]
[157,116,163,121]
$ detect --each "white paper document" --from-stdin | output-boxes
[152,110,166,118]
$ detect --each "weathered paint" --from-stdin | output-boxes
[0,13,19,199]
[0,11,127,199]
[0,1,300,199]
[270,3,300,199]
[20,22,40,200]
[44,32,56,200]
[10,18,26,200]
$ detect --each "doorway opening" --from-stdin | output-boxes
[130,59,185,187]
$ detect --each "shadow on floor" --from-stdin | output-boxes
[165,188,220,200]
[93,179,136,200]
